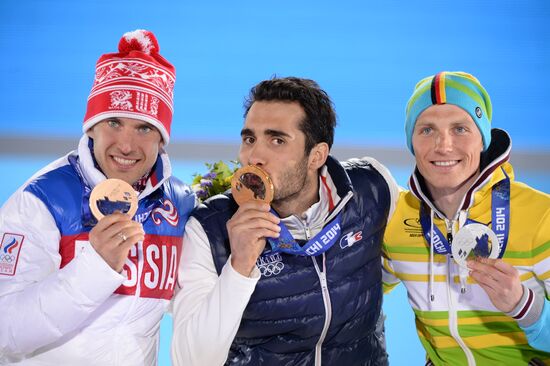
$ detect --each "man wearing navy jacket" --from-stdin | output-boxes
[172,77,399,366]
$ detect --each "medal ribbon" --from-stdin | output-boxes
[267,210,342,256]
[419,169,510,257]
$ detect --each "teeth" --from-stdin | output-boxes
[113,156,137,166]
[433,160,458,167]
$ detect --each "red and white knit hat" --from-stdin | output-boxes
[83,30,175,144]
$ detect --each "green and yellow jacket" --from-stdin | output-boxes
[383,129,550,365]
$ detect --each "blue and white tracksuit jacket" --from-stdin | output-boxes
[0,135,196,365]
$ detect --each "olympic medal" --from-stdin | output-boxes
[89,179,138,220]
[451,223,500,268]
[231,165,274,205]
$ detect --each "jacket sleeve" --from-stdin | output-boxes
[361,157,400,219]
[523,205,550,351]
[381,203,403,294]
[171,216,260,366]
[522,298,550,352]
[381,249,401,294]
[364,156,403,295]
[508,201,550,351]
[0,190,125,361]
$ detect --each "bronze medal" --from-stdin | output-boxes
[231,165,274,205]
[89,178,138,220]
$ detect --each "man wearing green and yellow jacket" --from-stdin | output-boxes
[383,71,550,365]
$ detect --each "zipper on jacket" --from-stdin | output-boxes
[299,189,351,366]
[304,225,312,240]
[312,254,332,366]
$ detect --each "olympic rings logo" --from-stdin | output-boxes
[0,254,15,263]
[258,261,285,277]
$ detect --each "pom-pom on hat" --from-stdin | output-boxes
[83,30,175,144]
[405,71,492,155]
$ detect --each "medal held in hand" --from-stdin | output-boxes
[230,165,341,257]
[231,165,274,205]
[89,179,138,220]
[451,223,500,268]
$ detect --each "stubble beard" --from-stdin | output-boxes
[272,156,311,207]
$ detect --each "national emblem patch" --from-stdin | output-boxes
[0,233,24,276]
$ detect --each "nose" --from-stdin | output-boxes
[116,126,135,155]
[434,131,453,153]
[241,142,267,167]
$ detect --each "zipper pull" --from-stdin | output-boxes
[459,270,468,294]
[319,272,328,291]
[446,219,453,257]
[447,232,453,260]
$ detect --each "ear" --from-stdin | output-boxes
[308,142,329,171]
[86,127,95,139]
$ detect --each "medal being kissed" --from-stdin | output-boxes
[89,178,138,220]
[230,165,342,257]
[231,165,274,206]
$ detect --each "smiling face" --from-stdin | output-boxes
[87,117,163,185]
[239,101,327,215]
[412,104,484,197]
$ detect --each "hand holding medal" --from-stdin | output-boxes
[230,165,342,257]
[88,179,143,272]
[227,166,279,276]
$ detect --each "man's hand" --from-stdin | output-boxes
[89,212,145,272]
[226,201,281,277]
[467,257,523,313]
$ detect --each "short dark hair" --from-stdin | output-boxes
[243,77,337,153]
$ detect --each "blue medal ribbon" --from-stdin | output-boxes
[267,210,342,256]
[419,168,510,258]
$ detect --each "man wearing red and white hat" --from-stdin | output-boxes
[0,30,195,365]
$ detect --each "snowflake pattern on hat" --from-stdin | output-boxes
[83,29,175,144]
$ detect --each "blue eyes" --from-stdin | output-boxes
[106,120,151,134]
[418,126,468,135]
[107,120,120,128]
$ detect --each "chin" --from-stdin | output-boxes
[110,174,135,185]
[433,180,464,190]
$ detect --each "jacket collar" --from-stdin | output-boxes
[281,155,354,233]
[324,155,354,197]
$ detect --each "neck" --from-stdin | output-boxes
[272,174,320,218]
[427,172,479,219]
